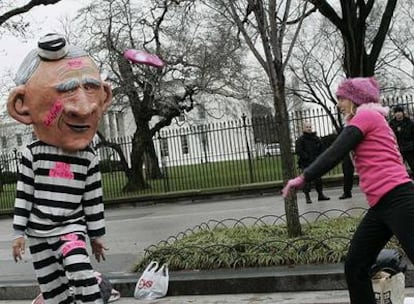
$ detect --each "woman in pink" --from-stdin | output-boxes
[283,77,414,304]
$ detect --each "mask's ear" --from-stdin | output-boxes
[101,82,113,113]
[7,86,33,125]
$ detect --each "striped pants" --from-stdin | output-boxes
[28,233,103,304]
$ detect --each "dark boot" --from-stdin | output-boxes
[305,192,312,204]
[339,192,352,200]
[318,193,330,201]
[315,178,329,201]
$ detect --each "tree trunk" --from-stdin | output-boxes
[273,74,302,237]
[145,142,163,179]
[123,131,150,192]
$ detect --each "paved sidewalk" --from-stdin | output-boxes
[1,289,414,304]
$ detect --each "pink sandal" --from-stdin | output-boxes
[123,49,165,68]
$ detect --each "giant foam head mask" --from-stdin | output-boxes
[7,34,112,152]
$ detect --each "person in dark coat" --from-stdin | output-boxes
[322,130,354,200]
[295,121,330,203]
[340,152,354,199]
[389,105,414,175]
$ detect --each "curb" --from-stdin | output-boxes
[2,263,413,301]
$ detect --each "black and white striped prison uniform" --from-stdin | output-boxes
[13,140,105,304]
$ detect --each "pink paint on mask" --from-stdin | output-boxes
[61,240,86,257]
[49,162,74,179]
[67,59,84,69]
[44,101,63,127]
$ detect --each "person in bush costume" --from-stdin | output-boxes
[282,77,414,304]
[9,33,112,304]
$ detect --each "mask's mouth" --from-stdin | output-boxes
[65,122,91,133]
[56,116,91,133]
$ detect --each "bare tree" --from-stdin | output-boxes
[386,0,414,90]
[288,17,343,131]
[76,0,247,192]
[203,0,316,237]
[0,0,65,191]
[310,0,397,77]
[0,0,63,34]
[289,1,412,131]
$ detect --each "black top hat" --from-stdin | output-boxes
[37,33,68,60]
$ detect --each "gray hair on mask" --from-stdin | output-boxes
[14,45,89,85]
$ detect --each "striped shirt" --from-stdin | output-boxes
[13,141,105,238]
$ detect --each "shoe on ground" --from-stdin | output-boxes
[108,289,121,302]
[339,193,352,199]
[318,195,330,201]
[32,293,44,304]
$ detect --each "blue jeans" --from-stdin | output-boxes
[345,182,414,303]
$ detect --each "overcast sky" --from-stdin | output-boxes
[0,0,90,107]
[0,0,87,79]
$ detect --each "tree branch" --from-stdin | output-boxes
[0,0,62,26]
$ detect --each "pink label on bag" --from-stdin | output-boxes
[138,278,154,289]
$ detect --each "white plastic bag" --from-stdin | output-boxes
[134,261,169,300]
[372,271,405,304]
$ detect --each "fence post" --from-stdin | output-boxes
[242,113,255,183]
[158,132,170,192]
[13,148,19,174]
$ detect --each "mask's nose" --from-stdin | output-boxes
[64,92,97,119]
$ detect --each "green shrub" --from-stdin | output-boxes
[135,217,402,271]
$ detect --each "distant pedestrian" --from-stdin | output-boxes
[295,121,330,204]
[282,76,414,304]
[323,130,355,200]
[340,134,354,200]
[389,105,414,175]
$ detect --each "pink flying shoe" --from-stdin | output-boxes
[123,49,165,68]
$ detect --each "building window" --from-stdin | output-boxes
[32,132,37,141]
[16,134,22,146]
[179,112,185,121]
[181,135,189,154]
[160,138,169,157]
[1,136,6,149]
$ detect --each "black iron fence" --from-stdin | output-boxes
[0,95,412,213]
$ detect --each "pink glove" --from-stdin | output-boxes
[123,49,165,68]
[282,175,305,198]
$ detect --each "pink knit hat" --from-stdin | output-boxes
[336,77,380,105]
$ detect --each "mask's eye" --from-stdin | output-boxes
[38,33,68,61]
[84,83,100,91]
